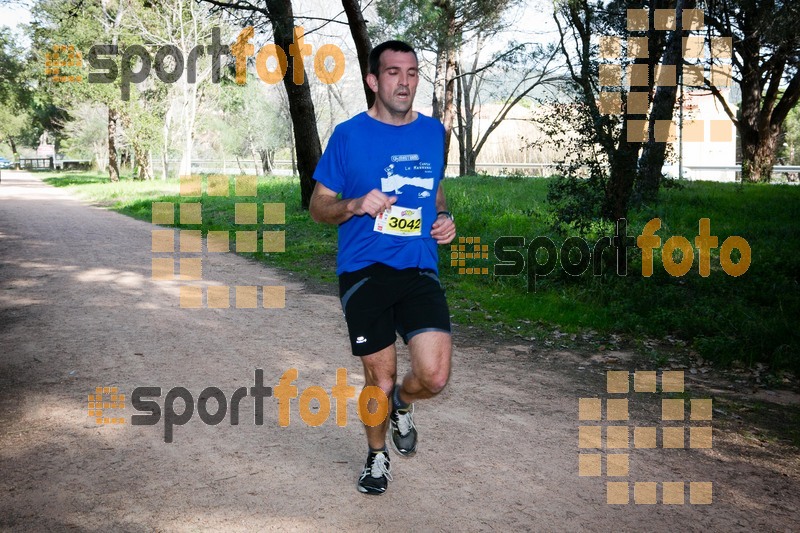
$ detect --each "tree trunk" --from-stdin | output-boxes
[429,3,458,164]
[638,0,694,199]
[455,62,466,176]
[260,148,275,174]
[341,0,373,108]
[178,81,197,177]
[132,146,153,180]
[432,46,447,120]
[462,62,475,175]
[605,123,641,221]
[162,104,173,180]
[265,0,322,209]
[251,144,262,176]
[442,46,457,164]
[108,107,120,182]
[742,130,779,182]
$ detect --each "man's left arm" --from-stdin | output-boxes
[430,182,456,245]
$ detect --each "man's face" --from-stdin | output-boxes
[368,50,419,116]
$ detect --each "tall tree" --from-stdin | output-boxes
[703,0,800,182]
[551,0,691,223]
[636,0,696,199]
[31,0,131,181]
[0,27,32,158]
[202,0,322,208]
[130,0,226,179]
[454,36,560,175]
[341,0,373,108]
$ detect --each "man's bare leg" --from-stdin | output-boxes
[360,344,397,449]
[396,331,452,405]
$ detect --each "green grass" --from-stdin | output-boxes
[43,171,800,373]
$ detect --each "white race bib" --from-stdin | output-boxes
[373,205,422,237]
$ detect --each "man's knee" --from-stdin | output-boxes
[418,366,450,395]
[368,376,397,396]
[362,363,396,395]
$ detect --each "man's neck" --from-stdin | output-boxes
[367,106,418,126]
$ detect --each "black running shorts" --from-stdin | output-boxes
[338,263,451,356]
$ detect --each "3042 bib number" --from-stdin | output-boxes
[374,205,422,237]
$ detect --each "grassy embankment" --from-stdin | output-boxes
[42,171,800,374]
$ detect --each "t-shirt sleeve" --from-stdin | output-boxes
[313,125,347,194]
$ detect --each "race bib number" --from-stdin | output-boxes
[373,205,422,237]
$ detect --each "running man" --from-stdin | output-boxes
[309,40,456,495]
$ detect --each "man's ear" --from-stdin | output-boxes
[366,72,378,93]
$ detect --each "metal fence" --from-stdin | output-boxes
[444,162,800,183]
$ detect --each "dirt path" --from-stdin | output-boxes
[1,170,798,531]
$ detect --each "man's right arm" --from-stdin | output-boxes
[309,182,397,225]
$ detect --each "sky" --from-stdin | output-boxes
[0,0,31,25]
[0,0,33,48]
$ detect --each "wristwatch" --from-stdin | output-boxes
[437,210,454,221]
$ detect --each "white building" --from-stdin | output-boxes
[666,89,738,182]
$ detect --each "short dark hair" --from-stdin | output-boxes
[368,40,418,76]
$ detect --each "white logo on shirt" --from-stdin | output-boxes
[381,164,434,195]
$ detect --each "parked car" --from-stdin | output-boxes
[0,156,12,169]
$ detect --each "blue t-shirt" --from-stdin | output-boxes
[313,112,446,275]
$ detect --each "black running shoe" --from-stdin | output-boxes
[390,403,417,456]
[357,451,392,495]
